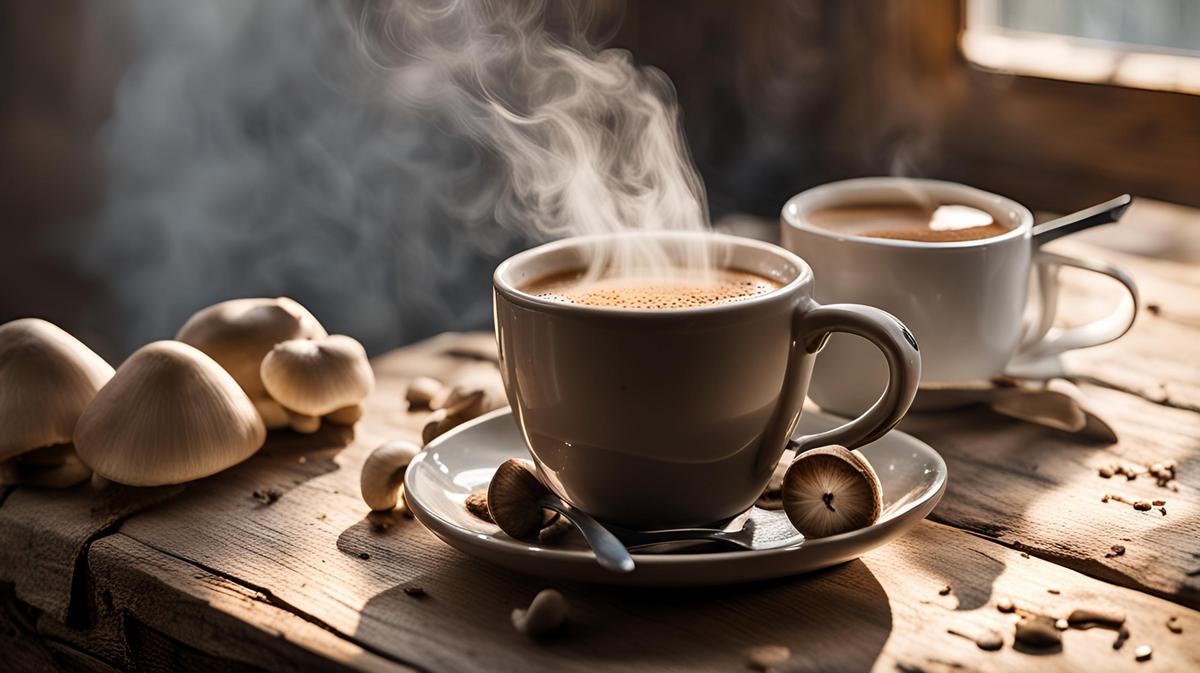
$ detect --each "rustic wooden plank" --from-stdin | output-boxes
[0,481,183,623]
[84,534,411,673]
[90,331,1195,672]
[902,382,1200,609]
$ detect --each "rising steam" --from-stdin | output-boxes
[81,0,712,354]
[367,0,713,277]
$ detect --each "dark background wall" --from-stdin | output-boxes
[3,0,1198,362]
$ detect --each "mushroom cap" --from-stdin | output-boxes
[781,445,882,538]
[176,297,326,400]
[260,335,374,416]
[0,319,114,462]
[74,341,266,486]
[487,458,551,539]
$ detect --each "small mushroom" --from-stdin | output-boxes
[74,341,266,486]
[420,374,508,445]
[487,459,552,540]
[360,440,420,512]
[406,376,443,410]
[0,319,113,487]
[260,335,374,432]
[177,298,326,429]
[511,589,567,638]
[432,374,507,416]
[781,445,882,538]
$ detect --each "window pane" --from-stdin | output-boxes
[971,0,1200,54]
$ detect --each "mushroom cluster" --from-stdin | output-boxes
[177,297,373,433]
[0,319,113,487]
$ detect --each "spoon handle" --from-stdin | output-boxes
[539,496,635,573]
[1032,194,1132,245]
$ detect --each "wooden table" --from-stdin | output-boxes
[3,200,1199,672]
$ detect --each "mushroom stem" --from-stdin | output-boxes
[286,410,321,434]
[325,404,363,426]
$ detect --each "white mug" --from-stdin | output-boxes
[781,177,1137,417]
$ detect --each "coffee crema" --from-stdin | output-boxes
[807,204,1010,243]
[523,269,781,309]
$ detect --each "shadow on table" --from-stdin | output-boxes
[350,551,893,672]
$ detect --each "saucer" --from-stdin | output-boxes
[405,408,947,586]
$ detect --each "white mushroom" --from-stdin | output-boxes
[360,440,421,512]
[782,445,882,538]
[511,589,567,638]
[405,376,443,410]
[176,297,325,429]
[0,319,113,486]
[74,341,266,486]
[260,335,374,432]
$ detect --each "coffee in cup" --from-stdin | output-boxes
[522,268,782,309]
[807,204,1010,243]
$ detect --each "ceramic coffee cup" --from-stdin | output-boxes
[493,232,921,529]
[781,177,1138,416]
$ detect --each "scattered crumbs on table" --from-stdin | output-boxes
[1166,616,1182,634]
[1105,544,1126,559]
[404,586,427,598]
[298,456,307,464]
[938,584,952,596]
[1134,644,1152,661]
[358,552,370,560]
[1146,303,1161,315]
[252,488,282,505]
[1014,615,1061,650]
[1055,619,1069,631]
[1113,625,1131,650]
[997,597,1015,613]
[744,644,790,671]
[1047,587,1061,595]
[948,626,1003,651]
[1019,551,1029,559]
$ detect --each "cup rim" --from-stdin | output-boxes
[493,231,812,317]
[781,177,1034,250]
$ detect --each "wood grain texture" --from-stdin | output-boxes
[94,333,1200,671]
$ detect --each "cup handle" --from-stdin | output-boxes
[786,301,922,453]
[1018,250,1138,360]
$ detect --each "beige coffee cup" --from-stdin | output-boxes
[493,232,921,529]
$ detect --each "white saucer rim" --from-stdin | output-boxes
[406,407,947,565]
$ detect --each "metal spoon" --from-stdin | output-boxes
[1032,194,1132,244]
[605,507,804,553]
[537,494,635,573]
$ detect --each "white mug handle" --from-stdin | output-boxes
[1018,250,1138,360]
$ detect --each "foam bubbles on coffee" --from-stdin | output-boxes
[526,269,780,309]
